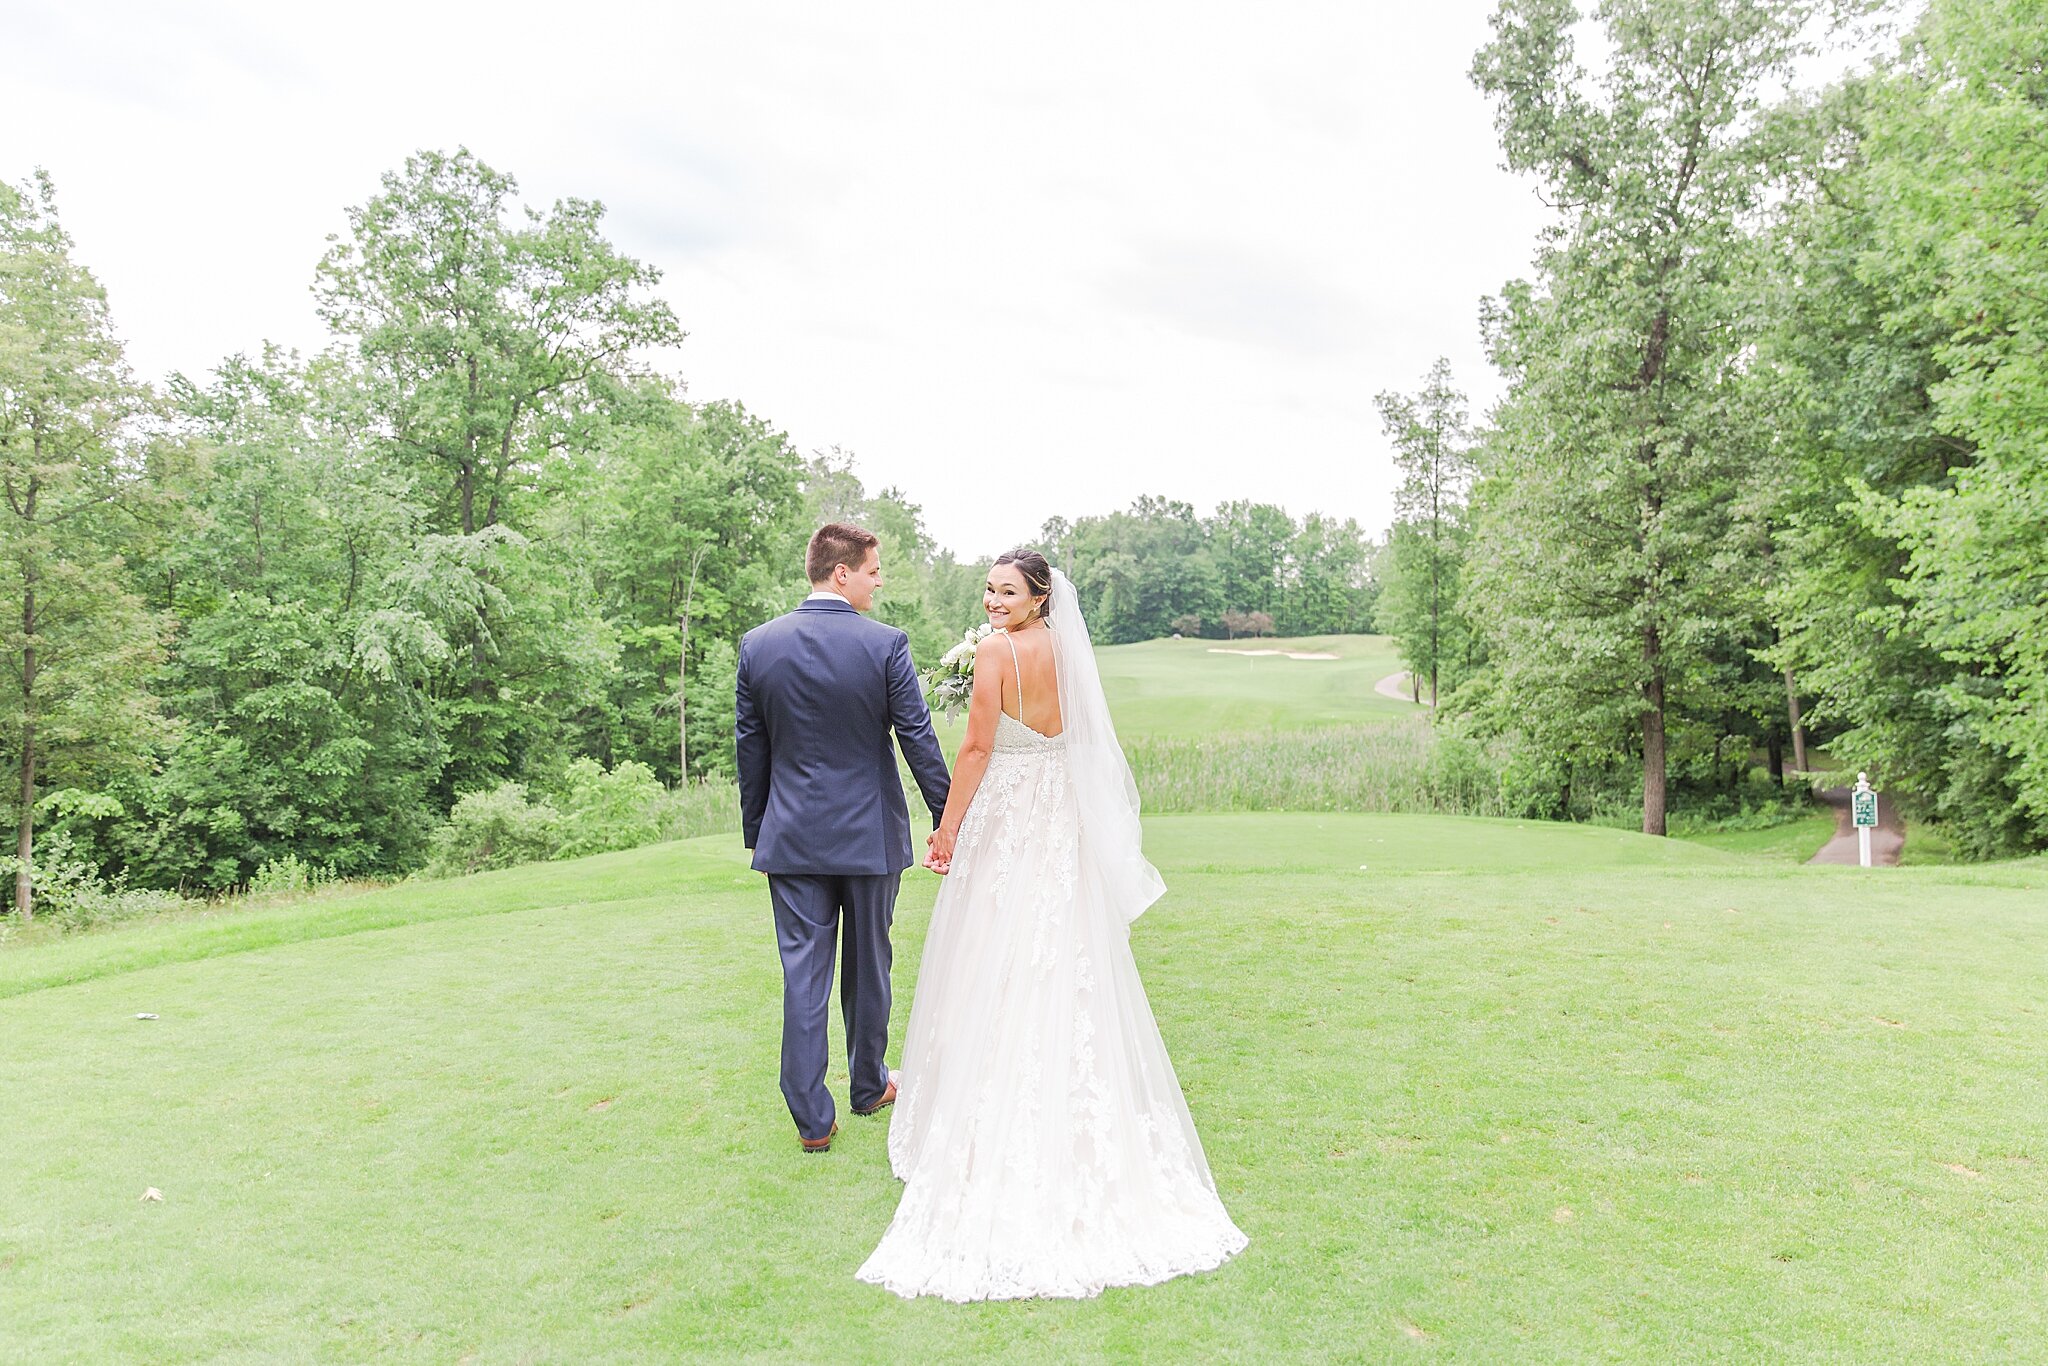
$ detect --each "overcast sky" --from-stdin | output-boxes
[8,3,1574,555]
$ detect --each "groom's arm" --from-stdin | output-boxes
[735,640,769,849]
[885,632,951,823]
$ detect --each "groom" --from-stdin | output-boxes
[736,522,951,1153]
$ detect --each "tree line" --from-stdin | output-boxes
[1043,498,1379,646]
[1372,0,2046,858]
[0,151,1380,915]
[0,152,993,913]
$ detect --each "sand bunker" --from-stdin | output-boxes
[1207,647,1340,660]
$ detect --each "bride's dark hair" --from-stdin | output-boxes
[993,548,1054,622]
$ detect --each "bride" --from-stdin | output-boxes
[855,550,1248,1302]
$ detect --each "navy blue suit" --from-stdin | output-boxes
[735,597,950,1140]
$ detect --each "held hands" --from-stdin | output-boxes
[924,826,958,875]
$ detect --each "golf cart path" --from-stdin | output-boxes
[1374,671,1435,707]
[1809,785,1905,866]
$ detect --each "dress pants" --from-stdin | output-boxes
[767,872,900,1141]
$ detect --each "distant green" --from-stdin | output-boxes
[1094,634,1414,735]
[930,632,1414,753]
[4,815,2043,1361]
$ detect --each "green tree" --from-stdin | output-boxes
[1208,500,1295,623]
[1064,497,1221,643]
[1747,0,2047,856]
[81,350,456,887]
[315,148,680,796]
[1376,358,1477,705]
[595,394,806,780]
[1467,0,1817,834]
[0,173,179,918]
[1749,71,1964,798]
[925,552,990,640]
[860,484,949,659]
[1859,0,2048,850]
[1278,512,1373,638]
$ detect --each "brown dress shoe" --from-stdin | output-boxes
[853,1078,898,1117]
[800,1120,839,1154]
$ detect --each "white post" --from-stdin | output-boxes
[1854,771,1874,869]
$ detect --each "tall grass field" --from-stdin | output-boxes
[4,817,2045,1361]
[1127,718,1505,816]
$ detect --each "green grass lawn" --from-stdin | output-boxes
[4,815,2045,1362]
[1669,813,1840,862]
[1094,633,1416,735]
[929,633,1417,753]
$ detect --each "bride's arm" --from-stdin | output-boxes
[928,635,1008,870]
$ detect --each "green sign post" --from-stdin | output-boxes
[1852,790,1877,828]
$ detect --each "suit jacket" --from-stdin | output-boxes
[735,598,951,875]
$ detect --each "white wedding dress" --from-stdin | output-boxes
[856,576,1247,1302]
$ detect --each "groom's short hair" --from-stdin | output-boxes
[807,522,879,584]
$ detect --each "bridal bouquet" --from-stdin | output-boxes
[922,623,993,718]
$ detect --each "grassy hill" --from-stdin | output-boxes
[4,817,2044,1361]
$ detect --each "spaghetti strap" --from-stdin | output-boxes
[998,629,1023,721]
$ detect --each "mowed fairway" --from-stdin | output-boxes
[1093,634,1415,734]
[4,817,2045,1362]
[930,633,1415,753]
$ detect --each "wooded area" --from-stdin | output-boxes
[1371,0,2047,857]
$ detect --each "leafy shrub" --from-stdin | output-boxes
[0,832,189,932]
[555,758,667,859]
[247,853,338,896]
[423,783,563,878]
[656,778,742,841]
[420,767,741,879]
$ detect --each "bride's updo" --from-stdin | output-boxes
[993,548,1054,623]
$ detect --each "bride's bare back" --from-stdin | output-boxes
[928,554,1068,870]
[992,625,1062,737]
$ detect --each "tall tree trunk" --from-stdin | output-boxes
[1429,535,1442,709]
[465,608,491,781]
[676,546,706,781]
[15,717,33,921]
[1783,667,1807,773]
[1642,624,1668,837]
[14,578,34,921]
[462,356,481,536]
[1632,291,1674,838]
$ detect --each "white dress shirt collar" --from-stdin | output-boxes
[805,589,852,605]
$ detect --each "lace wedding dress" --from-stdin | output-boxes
[856,583,1247,1302]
